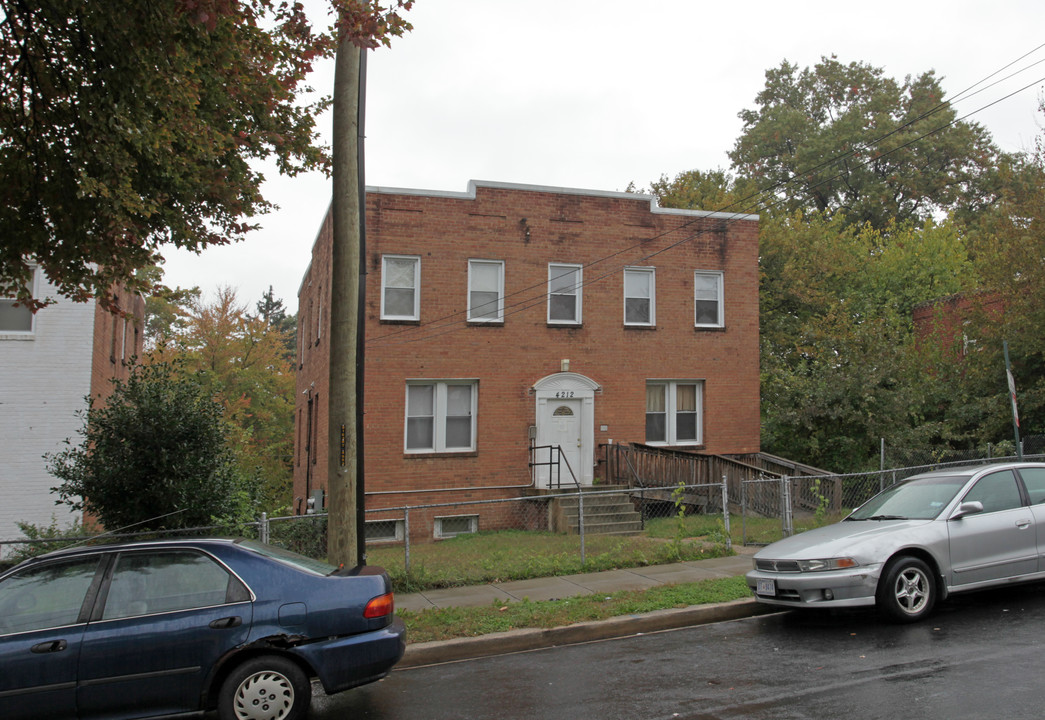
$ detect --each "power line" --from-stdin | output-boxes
[363,48,1045,348]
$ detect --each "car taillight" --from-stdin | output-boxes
[364,592,394,619]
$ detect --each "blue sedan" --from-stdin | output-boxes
[0,538,406,720]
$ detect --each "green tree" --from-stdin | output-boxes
[1,0,330,310]
[944,123,1045,447]
[729,56,1006,229]
[148,287,296,513]
[252,285,298,362]
[48,362,250,531]
[758,213,974,471]
[639,168,762,215]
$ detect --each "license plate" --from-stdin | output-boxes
[756,578,776,596]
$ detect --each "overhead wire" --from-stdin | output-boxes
[363,47,1045,348]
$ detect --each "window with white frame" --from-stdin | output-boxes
[694,271,724,327]
[467,259,504,322]
[381,255,420,320]
[405,380,477,453]
[365,519,404,543]
[646,381,703,445]
[435,515,478,539]
[548,263,582,324]
[624,267,655,326]
[0,268,35,334]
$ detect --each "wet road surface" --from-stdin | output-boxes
[311,582,1045,719]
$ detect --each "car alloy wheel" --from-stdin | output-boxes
[219,656,311,720]
[877,556,935,623]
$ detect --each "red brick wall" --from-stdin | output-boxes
[90,287,147,403]
[294,182,760,524]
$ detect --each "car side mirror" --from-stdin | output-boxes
[952,501,984,520]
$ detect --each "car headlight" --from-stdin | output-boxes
[797,557,859,572]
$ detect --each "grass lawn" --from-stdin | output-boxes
[368,527,734,594]
[365,510,838,594]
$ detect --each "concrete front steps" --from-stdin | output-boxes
[550,485,644,536]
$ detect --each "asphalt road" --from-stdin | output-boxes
[310,582,1045,720]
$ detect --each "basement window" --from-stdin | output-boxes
[365,519,404,543]
[435,515,478,539]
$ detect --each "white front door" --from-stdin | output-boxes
[532,372,599,488]
[541,399,582,487]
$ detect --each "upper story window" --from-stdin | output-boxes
[0,268,36,335]
[624,267,655,326]
[548,263,582,325]
[468,259,504,323]
[646,380,703,446]
[406,380,477,453]
[694,271,724,328]
[381,255,420,321]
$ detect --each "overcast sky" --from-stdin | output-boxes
[160,0,1045,314]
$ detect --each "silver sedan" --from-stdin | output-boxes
[746,462,1045,622]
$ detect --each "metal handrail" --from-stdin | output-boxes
[529,443,580,490]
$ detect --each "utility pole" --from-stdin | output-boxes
[327,36,367,568]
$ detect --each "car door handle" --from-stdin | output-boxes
[1016,520,1031,530]
[209,616,242,629]
[31,640,67,654]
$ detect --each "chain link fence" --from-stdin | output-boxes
[880,435,1045,470]
[1,484,734,582]
[0,522,263,571]
[5,446,1044,576]
[740,450,1045,546]
[263,484,733,576]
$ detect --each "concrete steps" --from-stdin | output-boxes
[552,486,643,536]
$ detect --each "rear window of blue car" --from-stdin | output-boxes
[238,540,337,576]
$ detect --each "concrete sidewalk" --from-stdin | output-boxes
[397,546,775,668]
[397,549,757,612]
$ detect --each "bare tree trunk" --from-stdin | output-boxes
[327,37,361,568]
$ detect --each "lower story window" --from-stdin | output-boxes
[435,515,478,539]
[365,519,404,543]
[646,381,703,445]
[406,380,477,453]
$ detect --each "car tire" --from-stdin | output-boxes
[876,556,935,623]
[218,655,311,720]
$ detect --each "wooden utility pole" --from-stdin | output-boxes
[327,37,367,568]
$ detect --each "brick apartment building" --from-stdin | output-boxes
[0,270,144,543]
[294,180,760,541]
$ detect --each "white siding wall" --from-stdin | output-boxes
[0,279,94,550]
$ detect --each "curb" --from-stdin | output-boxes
[397,597,776,668]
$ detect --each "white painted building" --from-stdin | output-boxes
[0,269,143,549]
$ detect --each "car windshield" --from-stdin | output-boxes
[848,475,969,521]
[238,540,338,576]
